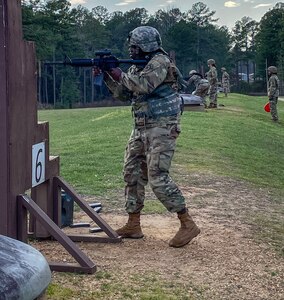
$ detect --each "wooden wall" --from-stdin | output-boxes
[0,0,59,238]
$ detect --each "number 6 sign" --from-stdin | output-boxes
[32,142,46,187]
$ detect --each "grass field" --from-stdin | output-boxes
[39,93,284,197]
[38,94,284,299]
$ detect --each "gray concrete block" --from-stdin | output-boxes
[0,235,51,300]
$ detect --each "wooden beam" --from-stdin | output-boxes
[18,194,96,274]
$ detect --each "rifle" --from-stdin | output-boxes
[45,49,148,86]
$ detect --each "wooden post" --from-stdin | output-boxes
[1,0,34,237]
[0,0,9,236]
[0,0,59,238]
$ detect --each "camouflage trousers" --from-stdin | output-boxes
[123,123,186,214]
[195,83,210,106]
[222,82,230,96]
[209,84,218,105]
[269,96,278,120]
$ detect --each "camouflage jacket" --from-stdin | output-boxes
[105,53,181,125]
[207,66,218,85]
[268,74,280,98]
[188,74,209,88]
[222,71,230,83]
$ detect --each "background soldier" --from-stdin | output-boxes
[187,70,210,108]
[267,66,280,122]
[207,59,218,108]
[221,67,230,97]
[102,26,200,247]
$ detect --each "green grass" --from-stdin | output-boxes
[39,107,131,195]
[47,283,74,299]
[39,94,284,197]
[46,272,205,300]
[143,199,167,214]
[176,94,284,190]
[252,210,284,256]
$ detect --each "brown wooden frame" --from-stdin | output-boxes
[18,194,96,274]
[17,176,121,273]
[53,176,120,243]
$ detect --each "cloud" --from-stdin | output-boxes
[70,0,86,5]
[254,3,273,8]
[115,0,137,5]
[224,1,241,8]
[115,2,129,5]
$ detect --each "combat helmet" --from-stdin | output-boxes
[267,66,277,74]
[127,26,162,52]
[207,59,216,65]
[221,67,226,71]
[189,70,197,76]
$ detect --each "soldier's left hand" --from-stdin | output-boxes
[109,68,122,81]
[93,66,102,77]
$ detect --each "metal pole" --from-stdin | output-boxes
[53,50,56,107]
[265,58,268,91]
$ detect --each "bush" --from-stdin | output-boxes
[250,80,266,93]
[230,80,267,95]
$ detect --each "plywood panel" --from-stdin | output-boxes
[0,0,59,238]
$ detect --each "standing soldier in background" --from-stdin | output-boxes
[100,26,200,247]
[221,67,230,97]
[187,70,210,108]
[267,66,280,122]
[207,59,218,108]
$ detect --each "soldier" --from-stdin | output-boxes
[207,59,218,108]
[221,67,230,97]
[267,66,280,122]
[102,26,200,247]
[187,70,210,108]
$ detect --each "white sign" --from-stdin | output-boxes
[32,142,45,187]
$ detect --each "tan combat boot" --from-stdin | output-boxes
[116,213,144,239]
[169,210,200,248]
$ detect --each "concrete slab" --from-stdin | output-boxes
[180,94,205,112]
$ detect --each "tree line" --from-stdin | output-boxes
[21,0,284,108]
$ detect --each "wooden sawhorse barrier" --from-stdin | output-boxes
[18,176,121,273]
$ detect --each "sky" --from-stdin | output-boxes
[68,0,280,29]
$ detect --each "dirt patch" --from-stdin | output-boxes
[32,173,284,300]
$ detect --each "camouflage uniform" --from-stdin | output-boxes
[188,73,209,107]
[221,68,230,97]
[268,69,280,121]
[207,63,218,107]
[104,26,200,248]
[105,53,185,214]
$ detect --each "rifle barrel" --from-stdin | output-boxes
[44,58,147,67]
[44,61,65,65]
